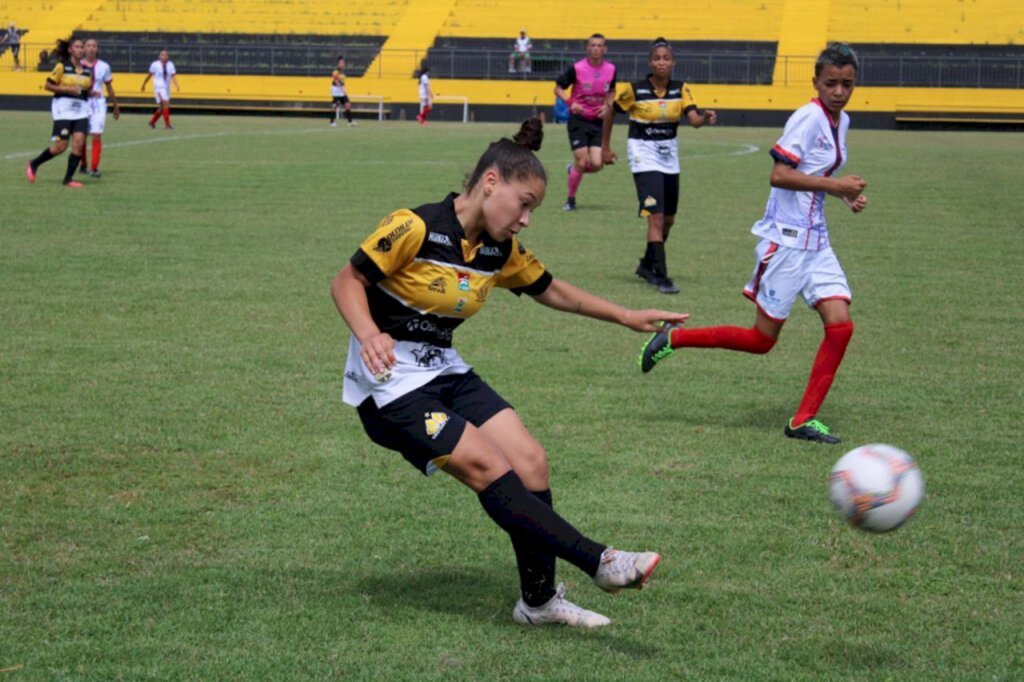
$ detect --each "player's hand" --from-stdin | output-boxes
[843,194,868,213]
[624,309,690,333]
[112,104,121,120]
[704,109,718,125]
[601,146,617,165]
[832,174,867,199]
[360,332,396,380]
[596,103,609,118]
[570,102,582,115]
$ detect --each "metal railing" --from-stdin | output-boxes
[5,43,1023,89]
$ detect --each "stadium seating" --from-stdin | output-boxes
[829,0,1024,45]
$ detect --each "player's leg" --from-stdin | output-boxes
[509,52,517,73]
[63,128,87,186]
[330,100,338,126]
[28,123,70,181]
[786,250,854,443]
[343,98,354,126]
[149,93,163,128]
[161,99,172,128]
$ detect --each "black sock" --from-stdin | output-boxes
[31,148,55,170]
[478,471,605,578]
[64,154,81,184]
[511,489,557,607]
[344,109,353,123]
[643,241,657,266]
[650,241,667,277]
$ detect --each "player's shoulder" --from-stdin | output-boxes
[785,102,822,130]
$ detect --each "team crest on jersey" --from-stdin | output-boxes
[428,277,447,294]
[424,411,449,440]
[472,282,492,303]
[452,297,467,314]
[457,273,471,292]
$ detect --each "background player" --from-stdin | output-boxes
[80,37,120,177]
[640,43,867,445]
[1,22,21,70]
[416,66,432,124]
[330,55,355,127]
[140,49,179,129]
[332,118,686,627]
[602,37,717,295]
[554,33,616,211]
[25,37,92,188]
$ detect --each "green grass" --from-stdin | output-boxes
[2,111,1023,679]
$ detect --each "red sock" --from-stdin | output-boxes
[80,141,89,169]
[669,325,776,354]
[150,109,161,126]
[91,137,102,171]
[162,108,171,127]
[791,321,854,425]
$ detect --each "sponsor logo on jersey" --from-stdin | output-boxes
[479,246,501,257]
[644,195,658,208]
[781,228,798,238]
[372,219,413,253]
[424,411,449,440]
[457,273,471,292]
[452,297,467,314]
[428,277,447,294]
[405,319,453,342]
[412,344,448,368]
[428,232,453,246]
[816,135,834,152]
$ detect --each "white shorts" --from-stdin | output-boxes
[742,238,851,321]
[88,99,107,134]
[155,87,170,104]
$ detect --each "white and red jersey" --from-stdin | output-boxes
[751,98,850,251]
[87,58,112,97]
[148,59,176,92]
[556,58,616,121]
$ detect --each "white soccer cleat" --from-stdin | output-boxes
[512,583,611,628]
[592,548,661,593]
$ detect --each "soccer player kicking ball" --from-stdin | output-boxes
[640,43,868,445]
[333,119,685,627]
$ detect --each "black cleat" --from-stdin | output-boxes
[635,259,659,285]
[639,322,679,373]
[655,276,680,295]
[563,196,576,211]
[784,418,841,444]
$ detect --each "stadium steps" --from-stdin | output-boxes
[364,0,459,77]
[829,0,1024,44]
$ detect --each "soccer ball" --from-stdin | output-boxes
[828,444,924,532]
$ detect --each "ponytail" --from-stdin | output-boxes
[465,118,547,190]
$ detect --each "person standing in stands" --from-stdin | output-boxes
[80,37,120,177]
[1,22,21,70]
[25,37,92,187]
[330,54,355,127]
[416,66,432,125]
[601,38,717,295]
[639,43,867,445]
[508,29,532,74]
[141,49,179,129]
[554,33,616,211]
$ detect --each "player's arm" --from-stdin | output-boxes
[770,161,866,200]
[44,65,79,96]
[171,73,180,92]
[331,263,394,376]
[140,72,151,91]
[553,65,574,109]
[532,277,688,332]
[105,79,120,119]
[685,107,716,127]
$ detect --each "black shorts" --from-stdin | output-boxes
[332,95,349,106]
[632,171,680,217]
[356,371,512,475]
[51,118,89,141]
[567,114,603,150]
[10,45,19,58]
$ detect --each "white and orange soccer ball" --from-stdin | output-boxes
[828,444,925,532]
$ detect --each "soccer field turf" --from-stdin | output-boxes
[2,111,1022,678]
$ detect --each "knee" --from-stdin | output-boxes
[518,442,550,488]
[589,159,604,172]
[750,328,778,354]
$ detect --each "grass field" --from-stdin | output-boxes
[2,110,1023,679]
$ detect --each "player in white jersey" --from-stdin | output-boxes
[79,38,120,177]
[416,67,433,124]
[140,49,179,129]
[639,43,868,445]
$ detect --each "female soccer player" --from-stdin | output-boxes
[601,38,717,295]
[554,33,616,211]
[330,55,354,127]
[416,66,432,124]
[332,119,687,627]
[25,37,92,188]
[140,49,179,129]
[640,43,867,445]
[80,38,120,177]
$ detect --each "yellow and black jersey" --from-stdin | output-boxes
[614,77,698,174]
[47,58,92,120]
[330,68,346,95]
[350,192,552,348]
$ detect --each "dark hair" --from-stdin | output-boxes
[650,36,672,58]
[588,33,605,42]
[337,54,345,61]
[420,66,430,75]
[815,42,859,76]
[53,37,78,62]
[465,118,546,190]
